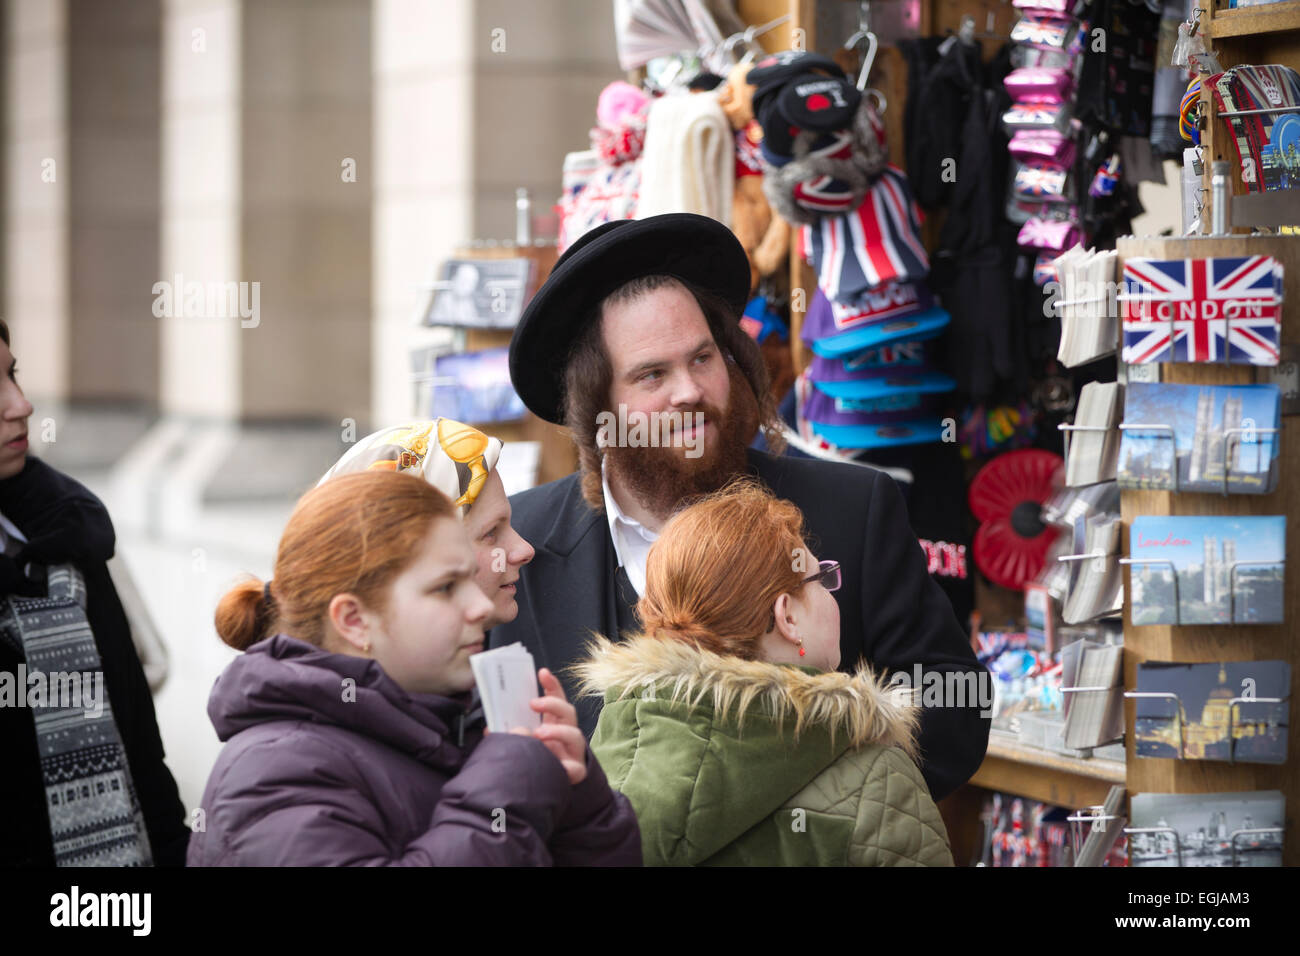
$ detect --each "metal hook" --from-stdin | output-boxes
[722,13,791,68]
[845,0,877,90]
[845,31,879,91]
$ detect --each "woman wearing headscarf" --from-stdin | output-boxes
[319,419,534,629]
[576,479,953,866]
[189,471,640,866]
[0,320,189,866]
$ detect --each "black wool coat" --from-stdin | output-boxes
[489,448,991,802]
[0,457,191,866]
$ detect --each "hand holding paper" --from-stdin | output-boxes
[472,645,588,785]
[527,668,588,786]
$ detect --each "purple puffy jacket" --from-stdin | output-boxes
[187,634,641,866]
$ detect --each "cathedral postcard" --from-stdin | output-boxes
[1128,515,1286,625]
[1118,383,1281,495]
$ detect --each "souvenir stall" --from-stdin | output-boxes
[419,0,1297,868]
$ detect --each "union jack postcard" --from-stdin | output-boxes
[1120,256,1282,366]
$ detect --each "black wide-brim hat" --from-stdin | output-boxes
[509,213,751,424]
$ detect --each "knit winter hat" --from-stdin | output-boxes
[319,419,503,517]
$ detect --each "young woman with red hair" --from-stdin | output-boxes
[189,470,639,866]
[577,480,953,866]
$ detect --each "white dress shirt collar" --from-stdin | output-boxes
[601,458,658,598]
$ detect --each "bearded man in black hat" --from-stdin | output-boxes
[491,213,989,801]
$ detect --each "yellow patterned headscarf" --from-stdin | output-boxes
[319,419,503,517]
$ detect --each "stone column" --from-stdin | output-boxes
[160,0,370,423]
[4,0,69,403]
[159,0,241,418]
[470,0,619,238]
[68,0,161,405]
[370,0,473,427]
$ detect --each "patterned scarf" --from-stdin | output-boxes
[1209,65,1300,194]
[0,564,154,866]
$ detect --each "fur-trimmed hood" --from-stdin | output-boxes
[575,633,918,755]
[576,634,951,866]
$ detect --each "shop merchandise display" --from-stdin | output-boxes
[743,49,955,451]
[1207,64,1300,193]
[1061,380,1122,485]
[447,0,1293,868]
[716,61,791,292]
[1127,515,1286,625]
[1060,510,1123,624]
[979,792,1127,866]
[612,0,740,75]
[1003,0,1086,289]
[1129,791,1284,866]
[1152,0,1194,156]
[1134,661,1290,764]
[1120,254,1283,365]
[1073,785,1129,867]
[426,347,526,425]
[1053,246,1118,366]
[557,81,650,251]
[1117,382,1282,494]
[1043,480,1123,619]
[1061,636,1124,748]
[978,618,1125,753]
[969,448,1063,589]
[636,89,735,223]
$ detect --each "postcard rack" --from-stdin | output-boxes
[1114,421,1281,495]
[1125,687,1287,764]
[1120,825,1284,867]
[1119,556,1287,625]
[1114,233,1300,867]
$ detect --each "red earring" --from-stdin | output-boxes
[798,640,806,657]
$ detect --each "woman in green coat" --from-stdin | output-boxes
[575,480,954,867]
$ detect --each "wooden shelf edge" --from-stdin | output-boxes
[983,733,1127,783]
[968,734,1124,806]
[1207,2,1300,38]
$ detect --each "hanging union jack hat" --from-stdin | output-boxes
[799,166,931,304]
[1120,255,1282,366]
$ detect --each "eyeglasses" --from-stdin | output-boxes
[803,560,841,593]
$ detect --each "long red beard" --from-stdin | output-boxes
[604,363,760,521]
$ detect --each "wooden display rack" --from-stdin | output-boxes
[1199,1,1300,231]
[696,3,1300,866]
[948,240,1299,868]
[1116,234,1299,868]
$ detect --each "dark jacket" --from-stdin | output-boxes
[188,634,642,866]
[489,448,991,801]
[0,457,191,866]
